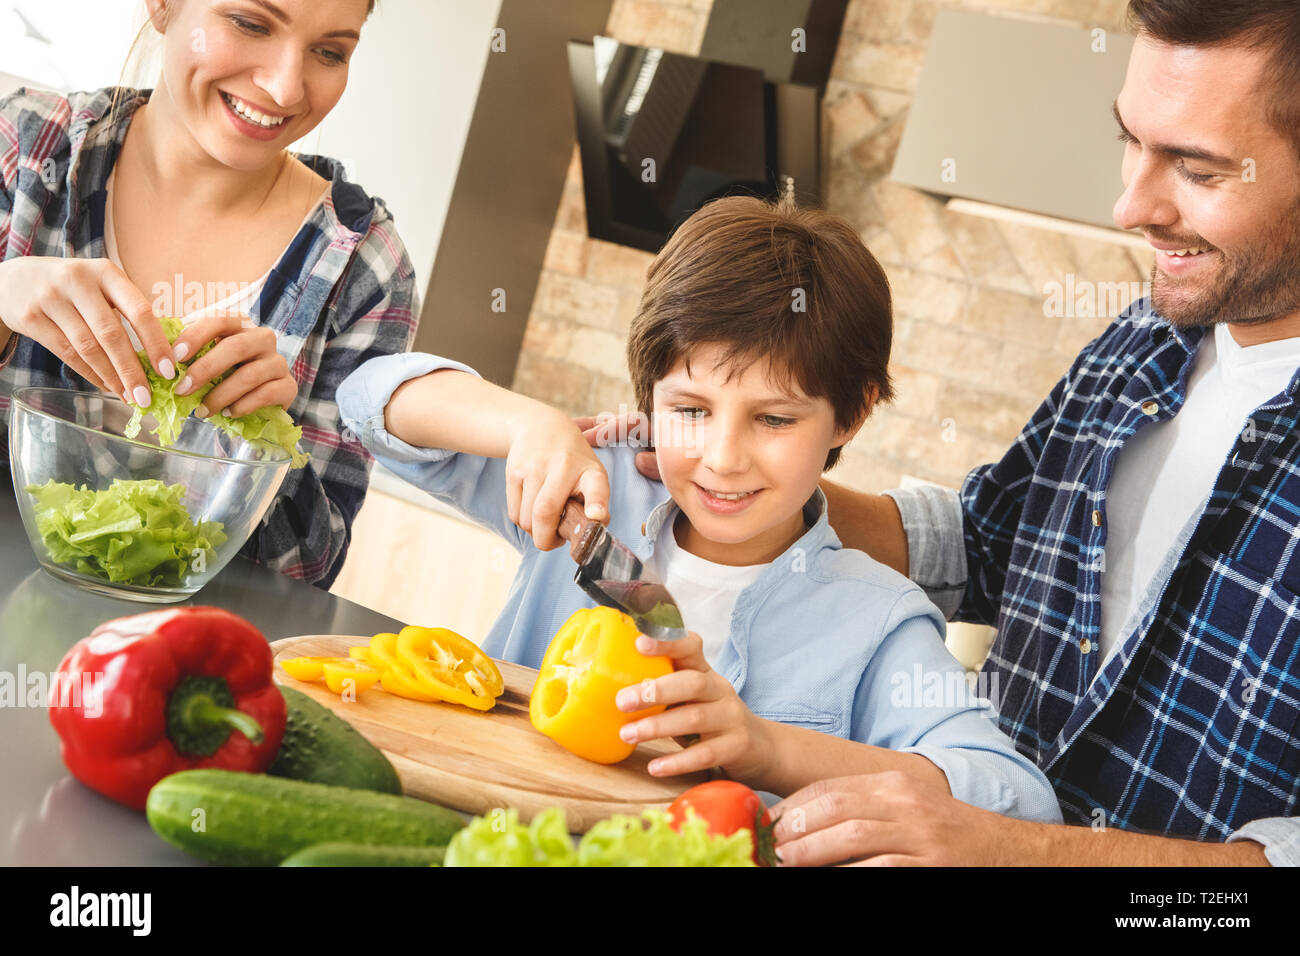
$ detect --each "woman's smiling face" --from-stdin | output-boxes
[651,343,864,567]
[148,0,368,169]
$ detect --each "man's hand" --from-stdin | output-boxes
[770,774,1274,866]
[771,772,1018,866]
[615,632,774,781]
[576,413,661,482]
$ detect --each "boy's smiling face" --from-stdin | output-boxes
[651,343,865,566]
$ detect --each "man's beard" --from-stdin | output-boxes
[1151,196,1300,329]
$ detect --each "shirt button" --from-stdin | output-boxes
[1080,638,1092,654]
[1092,509,1103,527]
[641,523,647,536]
[1140,400,1159,416]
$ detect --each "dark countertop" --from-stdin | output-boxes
[0,483,402,865]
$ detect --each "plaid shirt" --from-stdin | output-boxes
[891,298,1299,859]
[0,87,418,588]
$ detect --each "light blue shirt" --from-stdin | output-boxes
[338,352,1063,823]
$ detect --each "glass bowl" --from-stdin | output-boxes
[9,386,290,603]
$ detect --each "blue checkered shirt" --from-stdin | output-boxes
[888,298,1299,864]
[0,87,418,587]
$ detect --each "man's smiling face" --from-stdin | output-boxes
[1112,36,1300,332]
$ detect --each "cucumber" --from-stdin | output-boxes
[280,842,446,867]
[269,685,402,794]
[146,769,463,866]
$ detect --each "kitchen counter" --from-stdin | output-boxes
[0,483,402,866]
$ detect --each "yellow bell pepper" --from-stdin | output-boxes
[280,656,340,682]
[529,607,672,764]
[321,659,380,696]
[365,632,400,670]
[379,661,443,702]
[394,626,504,712]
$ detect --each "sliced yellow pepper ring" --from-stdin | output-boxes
[380,661,442,702]
[280,656,342,682]
[322,659,381,696]
[395,625,503,712]
[348,646,371,664]
[366,632,400,670]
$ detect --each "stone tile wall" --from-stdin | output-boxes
[513,0,1153,493]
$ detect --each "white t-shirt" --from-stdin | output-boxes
[1099,323,1300,667]
[645,514,769,668]
[104,167,271,330]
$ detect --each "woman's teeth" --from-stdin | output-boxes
[221,92,287,128]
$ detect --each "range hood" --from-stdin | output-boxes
[892,9,1138,241]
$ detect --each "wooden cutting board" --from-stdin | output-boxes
[270,635,710,832]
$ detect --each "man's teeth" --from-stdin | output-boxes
[222,92,286,128]
[1161,246,1212,257]
[708,490,756,500]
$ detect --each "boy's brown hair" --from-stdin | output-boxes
[627,195,893,470]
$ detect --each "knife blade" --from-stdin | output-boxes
[557,500,687,640]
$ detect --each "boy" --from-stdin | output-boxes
[337,197,1060,821]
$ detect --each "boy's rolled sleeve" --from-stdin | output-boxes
[336,352,527,550]
[852,590,1062,823]
[883,484,968,621]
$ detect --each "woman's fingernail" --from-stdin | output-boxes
[176,376,192,395]
[615,689,636,711]
[619,723,637,743]
[122,391,132,405]
[158,358,175,380]
[133,385,151,407]
[172,343,189,362]
[635,635,656,653]
[220,407,231,418]
[195,404,209,419]
[647,759,663,774]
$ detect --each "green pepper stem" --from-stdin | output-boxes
[183,695,265,746]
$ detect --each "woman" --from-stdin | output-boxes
[0,0,416,588]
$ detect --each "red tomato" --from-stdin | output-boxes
[668,781,779,866]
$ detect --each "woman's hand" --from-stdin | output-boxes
[169,313,297,418]
[505,409,610,549]
[615,632,774,782]
[0,257,173,402]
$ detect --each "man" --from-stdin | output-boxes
[768,0,1300,864]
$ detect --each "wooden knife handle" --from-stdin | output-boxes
[557,498,587,544]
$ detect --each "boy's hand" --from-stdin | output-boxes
[614,632,773,781]
[506,411,610,550]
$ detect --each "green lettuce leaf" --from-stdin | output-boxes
[26,478,227,588]
[443,806,756,867]
[125,316,308,468]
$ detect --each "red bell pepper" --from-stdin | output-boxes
[48,606,286,810]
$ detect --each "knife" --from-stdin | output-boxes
[556,500,687,640]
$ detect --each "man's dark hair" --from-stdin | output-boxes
[626,195,893,471]
[1127,0,1300,155]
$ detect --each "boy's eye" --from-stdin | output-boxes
[674,407,706,420]
[760,415,796,428]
